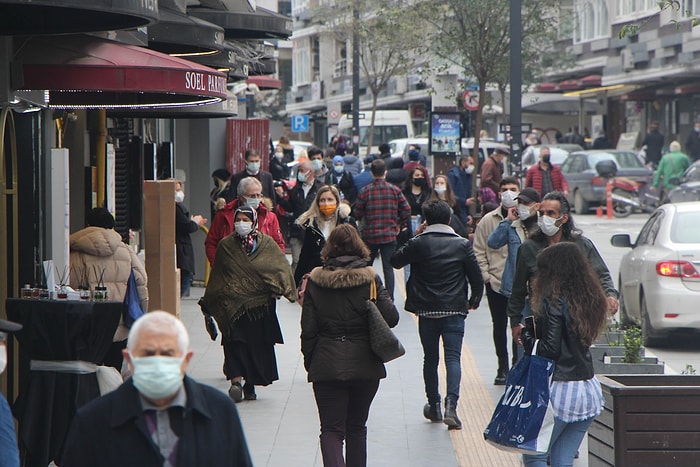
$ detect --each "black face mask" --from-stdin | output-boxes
[412,178,427,188]
[542,155,551,163]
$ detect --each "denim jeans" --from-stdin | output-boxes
[313,380,380,467]
[418,314,466,404]
[367,241,396,300]
[523,416,595,467]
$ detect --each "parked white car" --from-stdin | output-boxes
[611,202,700,346]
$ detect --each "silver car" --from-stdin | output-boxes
[560,150,652,213]
[611,202,700,346]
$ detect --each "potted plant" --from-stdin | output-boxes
[592,326,664,375]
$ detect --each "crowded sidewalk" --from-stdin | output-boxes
[181,271,522,467]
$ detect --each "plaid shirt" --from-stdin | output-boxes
[355,178,410,244]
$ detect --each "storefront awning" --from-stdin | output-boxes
[109,91,238,118]
[188,6,292,40]
[0,0,159,36]
[247,75,282,90]
[148,7,225,56]
[12,35,227,109]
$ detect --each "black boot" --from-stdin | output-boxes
[423,402,443,422]
[444,399,462,430]
[494,368,508,385]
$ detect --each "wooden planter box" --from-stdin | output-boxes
[589,375,700,467]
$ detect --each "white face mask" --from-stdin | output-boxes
[312,159,324,171]
[518,204,533,220]
[130,355,184,400]
[501,190,518,208]
[538,214,563,237]
[235,221,253,237]
[175,191,185,203]
[434,186,447,195]
[0,345,6,374]
[274,152,284,160]
[465,165,475,174]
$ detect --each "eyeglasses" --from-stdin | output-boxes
[246,193,264,199]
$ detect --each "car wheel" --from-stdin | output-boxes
[618,284,635,328]
[574,190,590,214]
[640,296,666,348]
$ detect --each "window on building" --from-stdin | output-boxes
[293,37,311,85]
[618,0,661,16]
[575,0,609,42]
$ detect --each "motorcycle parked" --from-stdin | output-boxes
[595,160,660,218]
[610,176,660,217]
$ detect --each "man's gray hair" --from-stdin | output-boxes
[127,311,189,354]
[237,176,263,197]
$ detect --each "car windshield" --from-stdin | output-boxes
[671,211,700,243]
[588,151,644,169]
[359,126,409,146]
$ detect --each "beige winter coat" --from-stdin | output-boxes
[69,226,148,341]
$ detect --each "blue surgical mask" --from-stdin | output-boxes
[312,159,324,171]
[334,164,344,174]
[298,171,309,183]
[246,161,260,173]
[245,197,261,209]
[130,355,184,400]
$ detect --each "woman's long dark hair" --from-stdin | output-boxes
[530,242,607,346]
[321,224,370,262]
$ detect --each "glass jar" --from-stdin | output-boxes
[22,284,33,299]
[93,286,107,301]
[56,285,68,299]
[79,288,91,300]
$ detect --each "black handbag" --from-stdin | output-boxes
[366,279,405,363]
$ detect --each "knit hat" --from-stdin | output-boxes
[408,149,420,161]
[333,155,344,165]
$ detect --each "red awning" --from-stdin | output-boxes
[247,75,282,90]
[535,82,558,92]
[14,35,227,109]
[557,80,579,91]
[579,74,602,87]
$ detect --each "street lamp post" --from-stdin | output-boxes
[352,3,360,155]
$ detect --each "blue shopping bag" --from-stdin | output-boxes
[123,269,145,328]
[483,343,555,454]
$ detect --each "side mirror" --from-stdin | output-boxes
[611,233,633,248]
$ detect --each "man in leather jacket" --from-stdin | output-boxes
[390,201,483,430]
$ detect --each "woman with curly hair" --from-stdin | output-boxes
[520,242,608,467]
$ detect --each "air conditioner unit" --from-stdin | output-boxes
[395,78,407,95]
[621,49,634,71]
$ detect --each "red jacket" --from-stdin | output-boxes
[205,199,285,264]
[525,163,569,196]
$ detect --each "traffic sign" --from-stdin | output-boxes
[463,90,479,111]
[291,114,309,132]
[329,109,339,120]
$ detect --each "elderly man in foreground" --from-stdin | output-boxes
[60,312,253,467]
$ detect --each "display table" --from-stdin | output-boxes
[6,298,123,467]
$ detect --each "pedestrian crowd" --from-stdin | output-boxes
[4,132,636,467]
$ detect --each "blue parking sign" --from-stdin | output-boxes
[291,114,309,133]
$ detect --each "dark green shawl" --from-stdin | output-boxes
[202,233,296,334]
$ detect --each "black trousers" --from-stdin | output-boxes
[485,283,514,370]
[312,380,380,467]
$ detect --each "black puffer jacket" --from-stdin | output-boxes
[390,225,483,314]
[301,257,399,382]
[522,297,595,382]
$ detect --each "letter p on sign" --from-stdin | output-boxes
[291,115,309,133]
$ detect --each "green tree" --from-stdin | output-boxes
[312,0,425,154]
[420,0,562,191]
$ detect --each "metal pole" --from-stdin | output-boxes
[509,0,523,176]
[352,2,360,155]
